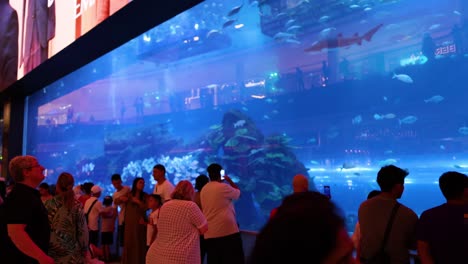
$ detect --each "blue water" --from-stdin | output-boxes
[24,0,468,231]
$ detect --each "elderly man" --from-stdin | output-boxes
[2,155,54,264]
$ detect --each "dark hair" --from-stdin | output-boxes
[111,174,122,181]
[149,194,162,205]
[131,177,145,201]
[103,196,113,206]
[439,171,467,200]
[153,164,166,174]
[39,182,50,191]
[376,165,409,192]
[207,163,222,181]
[195,174,209,191]
[250,191,345,264]
[82,182,94,195]
[367,190,381,199]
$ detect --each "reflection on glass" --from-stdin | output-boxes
[25,0,468,230]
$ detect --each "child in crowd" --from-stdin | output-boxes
[146,194,162,248]
[101,196,117,262]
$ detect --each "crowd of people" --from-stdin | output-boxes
[0,155,466,264]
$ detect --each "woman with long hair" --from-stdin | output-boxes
[44,172,88,264]
[146,180,208,264]
[122,177,148,264]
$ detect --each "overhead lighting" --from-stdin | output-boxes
[193,36,200,41]
[234,24,244,29]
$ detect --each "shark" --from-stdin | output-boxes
[304,24,383,52]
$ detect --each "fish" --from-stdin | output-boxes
[233,119,246,128]
[398,115,418,125]
[440,145,446,150]
[227,5,243,17]
[318,15,330,23]
[458,126,468,135]
[285,38,301,45]
[384,150,393,155]
[374,113,395,120]
[453,10,461,16]
[319,27,336,38]
[287,25,302,32]
[274,32,296,41]
[364,7,372,12]
[352,115,362,125]
[392,73,413,83]
[206,29,222,38]
[310,160,320,165]
[429,24,441,30]
[424,95,444,103]
[305,24,383,52]
[222,19,237,29]
[285,19,296,28]
[307,137,317,143]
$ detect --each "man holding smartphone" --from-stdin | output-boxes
[200,163,244,264]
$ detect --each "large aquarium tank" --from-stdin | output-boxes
[24,0,468,231]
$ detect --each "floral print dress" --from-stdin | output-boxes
[45,196,89,264]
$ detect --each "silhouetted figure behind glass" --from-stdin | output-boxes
[295,67,304,91]
[339,57,350,80]
[134,97,144,119]
[321,60,329,86]
[421,33,436,60]
[451,24,464,56]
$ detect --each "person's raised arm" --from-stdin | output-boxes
[223,175,239,190]
[7,224,55,264]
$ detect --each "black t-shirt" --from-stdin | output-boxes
[416,203,468,264]
[2,183,50,264]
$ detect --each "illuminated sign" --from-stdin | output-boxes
[435,44,456,55]
[1,0,131,91]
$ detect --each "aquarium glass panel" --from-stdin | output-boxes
[24,0,468,231]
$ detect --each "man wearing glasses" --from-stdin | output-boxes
[1,155,54,264]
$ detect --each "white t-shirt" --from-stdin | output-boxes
[84,196,103,231]
[101,206,116,232]
[153,180,175,203]
[146,208,159,246]
[200,181,241,239]
[146,200,207,264]
[112,186,131,226]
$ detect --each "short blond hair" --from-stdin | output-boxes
[9,155,37,182]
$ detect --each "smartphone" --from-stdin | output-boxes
[220,169,225,180]
[323,185,331,199]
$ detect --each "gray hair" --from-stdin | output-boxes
[9,155,37,182]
